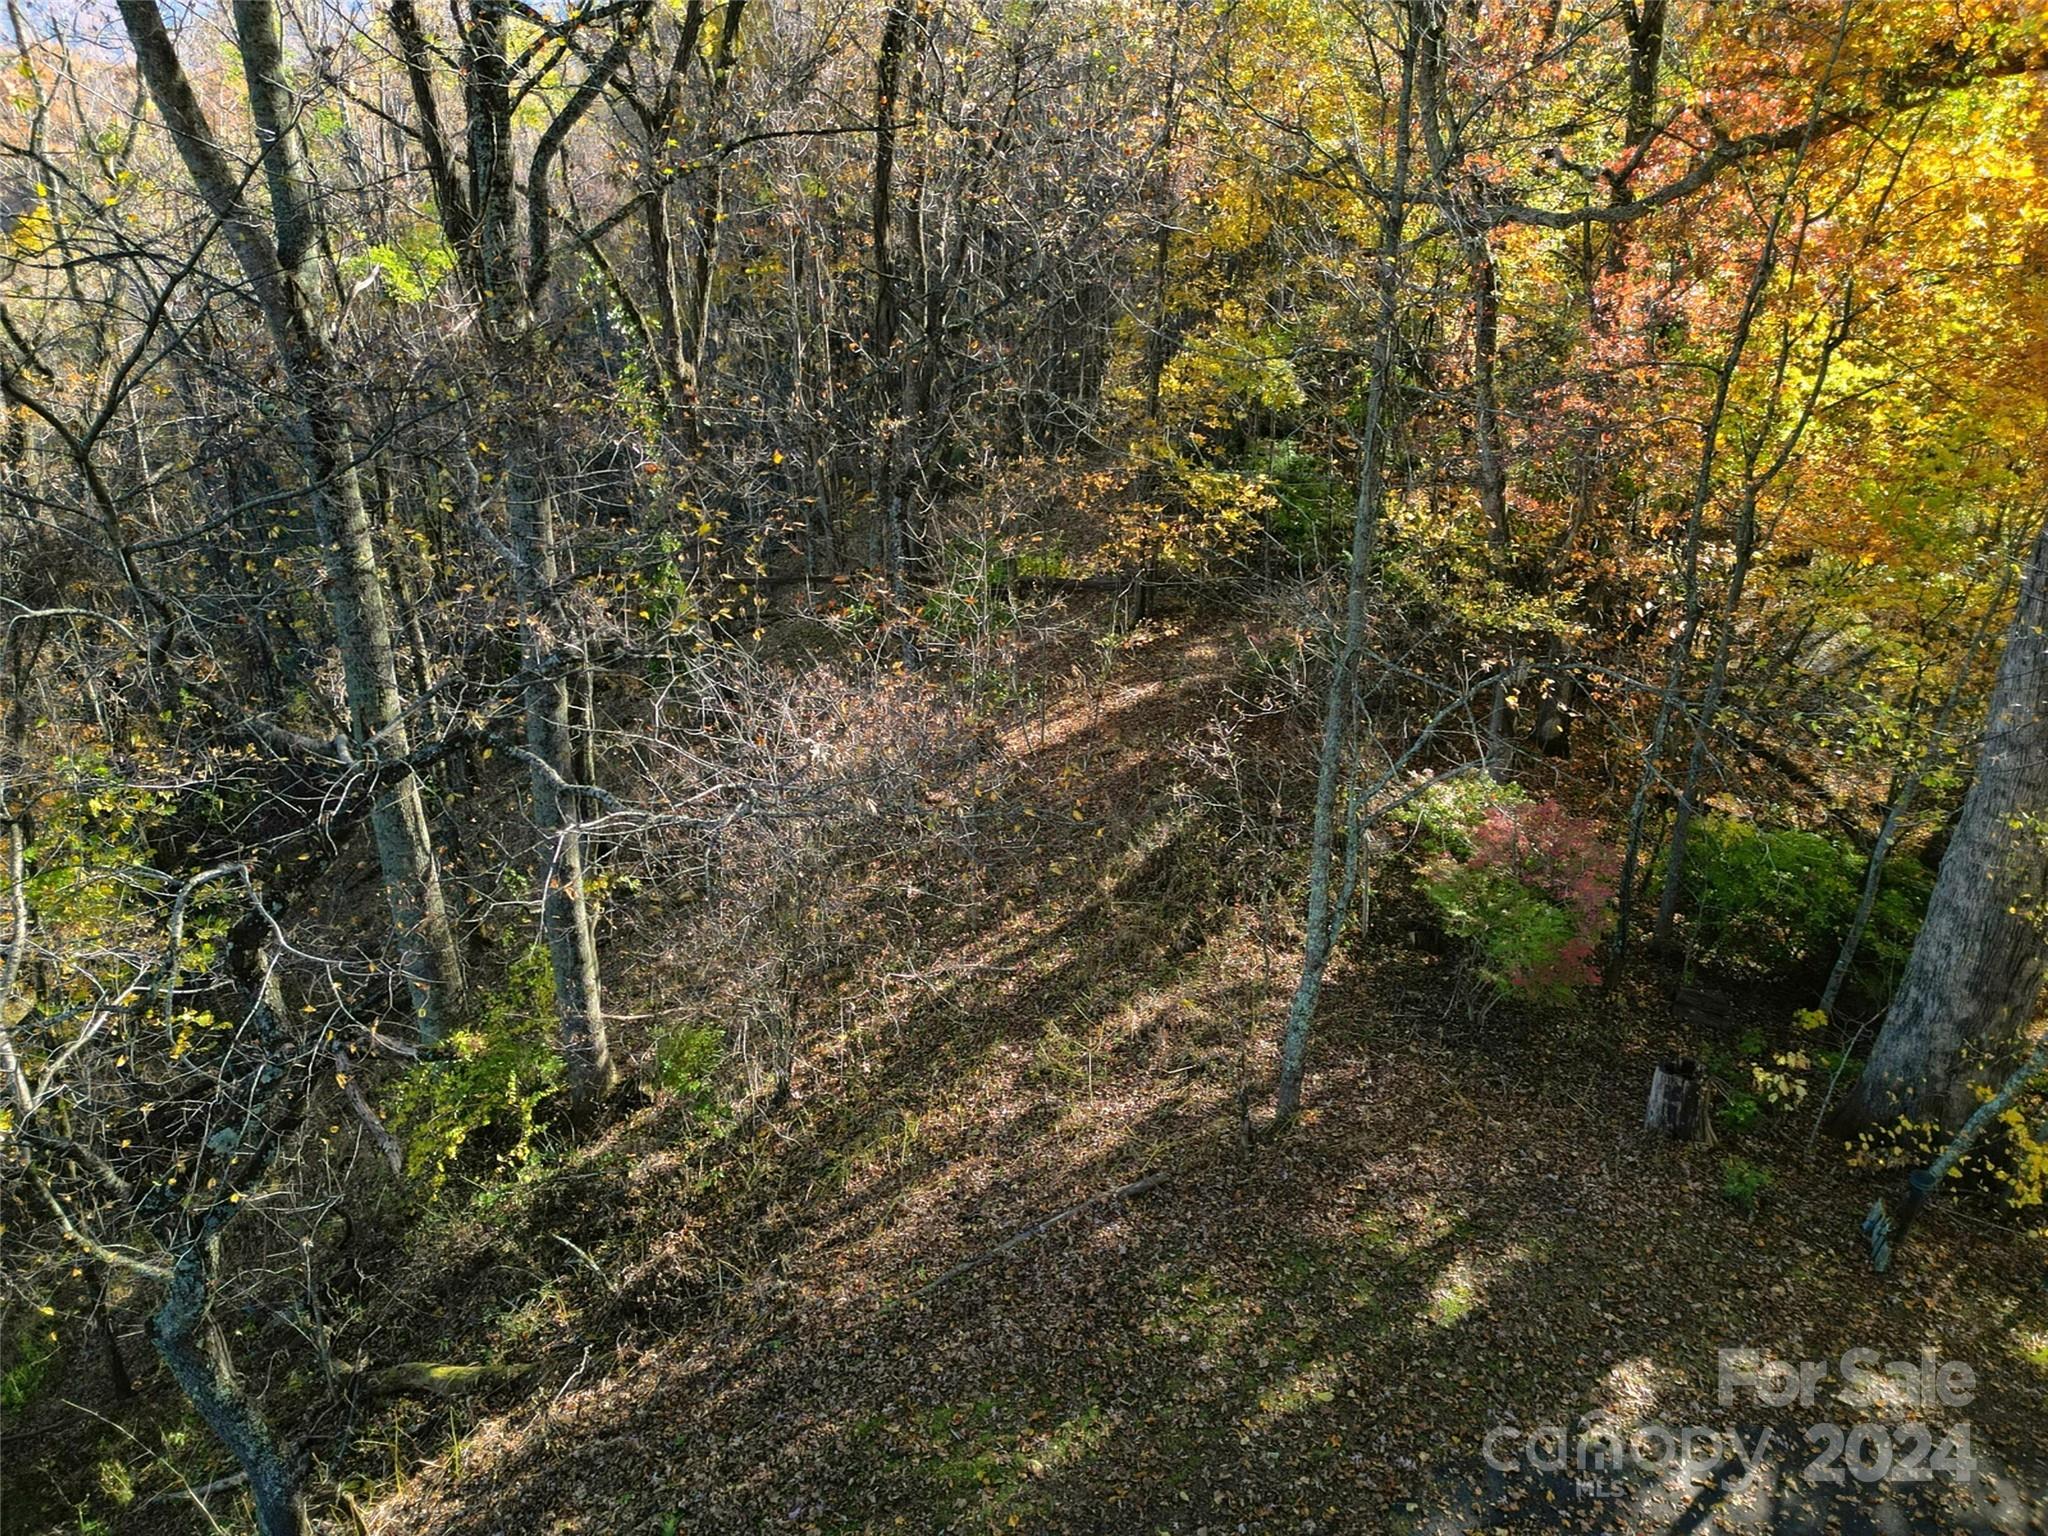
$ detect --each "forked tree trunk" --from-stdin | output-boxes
[435,0,631,1120]
[119,0,465,1040]
[1653,486,1759,946]
[142,928,313,1536]
[1610,250,1774,971]
[1610,0,1853,970]
[1844,518,2048,1131]
[684,0,747,387]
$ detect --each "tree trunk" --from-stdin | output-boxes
[684,0,747,389]
[1819,588,2001,1016]
[1610,0,1856,969]
[1844,518,2048,1130]
[151,1239,311,1536]
[1467,233,1508,555]
[1610,230,1785,971]
[1653,486,1758,946]
[119,0,465,1040]
[1867,1029,2048,1270]
[870,0,918,639]
[435,0,628,1120]
[506,443,617,1120]
[145,929,314,1536]
[1274,36,1414,1124]
[1644,1057,1704,1140]
[1414,10,1512,764]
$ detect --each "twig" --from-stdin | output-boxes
[553,1234,616,1295]
[139,1470,246,1513]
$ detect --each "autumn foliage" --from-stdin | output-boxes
[1422,799,1622,1005]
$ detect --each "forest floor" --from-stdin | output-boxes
[349,596,2048,1536]
[18,593,2048,1535]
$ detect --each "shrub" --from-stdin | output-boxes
[1257,439,1348,561]
[1858,860,1935,991]
[95,1458,135,1508]
[0,1329,54,1415]
[1715,1088,1762,1133]
[1704,1024,1831,1135]
[1847,1088,2048,1225]
[1397,774,1529,860]
[384,944,563,1193]
[1419,796,1619,1004]
[1720,1156,1774,1212]
[1671,816,1929,988]
[654,1022,725,1121]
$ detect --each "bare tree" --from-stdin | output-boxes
[386,0,652,1116]
[114,0,466,1040]
[1275,9,1414,1124]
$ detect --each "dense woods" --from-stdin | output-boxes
[1,0,2045,1530]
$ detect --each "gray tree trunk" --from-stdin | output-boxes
[118,0,465,1039]
[1846,518,2048,1130]
[506,444,617,1118]
[1609,0,1853,969]
[1818,582,2003,1017]
[444,0,628,1119]
[1610,253,1773,971]
[1274,35,1414,1124]
[144,929,313,1536]
[1653,486,1758,946]
[151,1238,311,1536]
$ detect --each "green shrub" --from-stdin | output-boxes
[95,1458,135,1508]
[0,1330,54,1415]
[654,1022,725,1120]
[1009,539,1075,581]
[1859,860,1935,992]
[383,944,563,1193]
[918,540,1029,643]
[1814,1048,1862,1083]
[1671,816,1929,989]
[1715,1088,1762,1133]
[1720,1156,1774,1212]
[1256,439,1348,561]
[1395,774,1528,860]
[1418,796,1618,1005]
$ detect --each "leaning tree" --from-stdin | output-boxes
[1844,514,2048,1131]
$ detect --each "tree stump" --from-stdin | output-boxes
[1645,1057,1705,1140]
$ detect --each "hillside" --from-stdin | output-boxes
[5,0,2048,1530]
[12,595,2044,1534]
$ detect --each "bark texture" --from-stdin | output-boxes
[1847,519,2048,1130]
[1274,35,1414,1123]
[119,0,464,1037]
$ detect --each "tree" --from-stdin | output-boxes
[0,752,332,1536]
[114,0,465,1041]
[1844,515,2048,1130]
[387,0,649,1117]
[1274,2,1414,1124]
